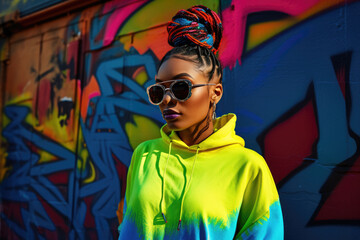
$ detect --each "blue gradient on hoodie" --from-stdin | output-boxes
[119,210,240,240]
[239,201,284,240]
[118,217,144,240]
[118,200,283,240]
[164,217,238,240]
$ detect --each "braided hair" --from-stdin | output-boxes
[159,5,223,83]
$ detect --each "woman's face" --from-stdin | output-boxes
[155,57,214,131]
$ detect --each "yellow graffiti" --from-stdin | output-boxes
[83,160,96,184]
[2,107,11,131]
[0,149,11,182]
[4,94,37,128]
[118,0,219,36]
[38,150,58,164]
[125,114,161,150]
[133,66,148,85]
[246,18,297,51]
[76,126,96,184]
[33,115,76,151]
[5,93,32,106]
[246,0,348,51]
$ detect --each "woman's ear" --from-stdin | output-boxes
[212,83,223,104]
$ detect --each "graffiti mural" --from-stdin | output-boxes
[1,0,360,239]
[219,1,360,239]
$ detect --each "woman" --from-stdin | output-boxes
[118,5,284,240]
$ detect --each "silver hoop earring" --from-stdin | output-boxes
[212,102,216,119]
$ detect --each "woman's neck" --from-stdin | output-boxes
[177,116,214,146]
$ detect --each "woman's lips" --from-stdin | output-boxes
[163,109,181,120]
[164,114,181,120]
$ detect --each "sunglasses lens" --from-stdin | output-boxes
[149,85,164,104]
[172,81,190,100]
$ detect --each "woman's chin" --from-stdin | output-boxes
[165,121,185,132]
[166,123,181,131]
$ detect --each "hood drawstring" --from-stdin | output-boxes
[178,146,200,231]
[160,142,200,231]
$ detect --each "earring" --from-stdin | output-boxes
[212,101,216,119]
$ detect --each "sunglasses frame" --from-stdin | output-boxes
[147,79,216,105]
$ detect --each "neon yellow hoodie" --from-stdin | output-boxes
[118,113,284,239]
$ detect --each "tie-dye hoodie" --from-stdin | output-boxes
[118,113,283,240]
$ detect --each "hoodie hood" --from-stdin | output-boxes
[160,113,245,151]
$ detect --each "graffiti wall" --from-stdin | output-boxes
[1,0,359,239]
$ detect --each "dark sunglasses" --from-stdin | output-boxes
[147,79,215,105]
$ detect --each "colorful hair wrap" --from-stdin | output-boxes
[167,5,223,54]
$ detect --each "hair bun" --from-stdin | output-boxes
[167,5,223,54]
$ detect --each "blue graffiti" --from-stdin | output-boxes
[75,52,163,239]
[219,2,360,239]
[1,105,76,239]
[1,50,164,239]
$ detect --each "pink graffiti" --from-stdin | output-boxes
[220,0,319,68]
[88,92,100,99]
[102,0,149,47]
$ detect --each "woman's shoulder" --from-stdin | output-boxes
[225,144,269,171]
[133,137,165,153]
[129,138,164,167]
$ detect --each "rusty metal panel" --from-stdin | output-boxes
[30,25,81,238]
[5,35,40,105]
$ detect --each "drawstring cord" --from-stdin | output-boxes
[161,142,199,231]
[161,140,172,223]
[178,146,200,231]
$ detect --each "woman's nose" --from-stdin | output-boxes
[162,91,172,104]
[161,91,176,106]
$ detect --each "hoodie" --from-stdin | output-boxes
[118,113,284,240]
